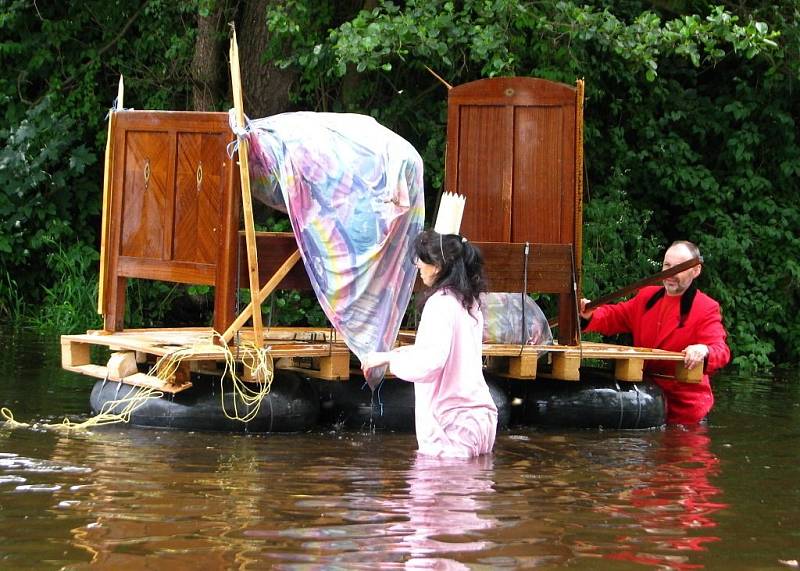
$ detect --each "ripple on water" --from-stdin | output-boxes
[14,483,62,493]
[0,455,92,474]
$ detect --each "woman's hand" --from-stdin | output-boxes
[361,351,391,375]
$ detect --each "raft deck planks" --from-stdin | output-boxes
[481,341,702,383]
[62,327,703,389]
[61,327,352,391]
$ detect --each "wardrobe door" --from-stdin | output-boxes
[447,103,512,242]
[445,77,580,247]
[173,131,228,265]
[511,103,576,245]
[120,130,172,259]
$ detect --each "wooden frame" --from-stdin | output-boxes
[444,77,585,343]
[101,111,241,334]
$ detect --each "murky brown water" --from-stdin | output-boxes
[1,328,798,569]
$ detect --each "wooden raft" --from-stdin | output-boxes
[61,327,351,393]
[482,341,703,383]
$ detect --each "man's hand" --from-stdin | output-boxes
[579,298,594,320]
[683,344,709,370]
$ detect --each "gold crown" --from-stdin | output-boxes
[433,192,466,235]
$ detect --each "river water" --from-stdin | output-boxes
[1,328,798,570]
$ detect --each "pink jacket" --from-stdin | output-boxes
[388,290,497,458]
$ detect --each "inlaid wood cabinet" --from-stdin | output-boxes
[102,112,240,332]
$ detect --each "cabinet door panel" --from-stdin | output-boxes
[121,131,171,259]
[174,132,227,264]
[454,105,511,242]
[446,77,579,247]
[512,105,575,243]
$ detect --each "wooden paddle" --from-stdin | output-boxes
[549,256,703,328]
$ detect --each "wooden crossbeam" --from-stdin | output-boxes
[222,250,301,343]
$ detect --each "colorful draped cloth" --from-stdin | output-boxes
[244,112,425,388]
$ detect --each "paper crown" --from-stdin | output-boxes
[433,192,466,235]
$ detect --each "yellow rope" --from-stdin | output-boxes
[1,407,30,429]
[212,331,274,423]
[53,385,164,431]
[2,330,276,431]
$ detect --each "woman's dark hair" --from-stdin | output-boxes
[414,229,487,312]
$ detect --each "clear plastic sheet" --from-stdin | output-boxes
[482,293,553,345]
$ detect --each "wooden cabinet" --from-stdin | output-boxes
[445,77,584,259]
[102,112,240,332]
[445,77,585,344]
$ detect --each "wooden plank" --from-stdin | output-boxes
[477,242,573,294]
[614,358,644,382]
[61,339,90,368]
[674,362,703,383]
[98,75,124,315]
[550,353,581,381]
[62,365,192,394]
[117,256,216,284]
[112,111,232,131]
[63,328,349,360]
[279,366,350,382]
[482,344,551,357]
[574,78,585,288]
[213,154,241,333]
[577,342,688,361]
[61,333,226,360]
[507,353,538,379]
[107,352,138,379]
[316,351,351,380]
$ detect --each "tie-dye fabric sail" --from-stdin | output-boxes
[243,112,425,388]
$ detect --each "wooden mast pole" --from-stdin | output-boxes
[97,75,123,315]
[229,28,264,346]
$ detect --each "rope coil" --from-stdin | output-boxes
[1,330,276,431]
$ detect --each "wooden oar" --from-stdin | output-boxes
[549,256,703,328]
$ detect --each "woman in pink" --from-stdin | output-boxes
[362,230,498,458]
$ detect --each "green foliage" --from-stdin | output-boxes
[0,267,25,320]
[581,187,662,299]
[264,290,328,328]
[0,0,200,317]
[28,240,101,333]
[264,0,797,368]
[0,97,97,298]
[124,280,187,329]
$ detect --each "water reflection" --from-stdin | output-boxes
[595,426,728,569]
[391,453,497,569]
[1,331,799,571]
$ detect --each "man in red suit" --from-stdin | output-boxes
[580,241,731,424]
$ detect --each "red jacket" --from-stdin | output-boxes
[584,285,730,424]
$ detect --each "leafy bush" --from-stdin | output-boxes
[264,0,796,368]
